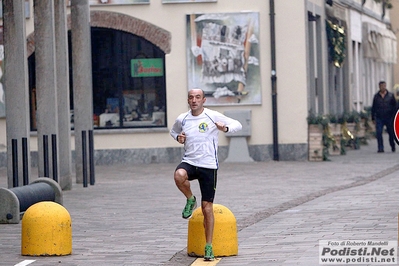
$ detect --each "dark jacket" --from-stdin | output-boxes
[371,91,397,121]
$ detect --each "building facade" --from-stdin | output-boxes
[0,0,395,173]
[389,0,399,89]
[307,0,396,115]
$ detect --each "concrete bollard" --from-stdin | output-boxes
[21,201,72,256]
[0,177,63,224]
[187,204,238,257]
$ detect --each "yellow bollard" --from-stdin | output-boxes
[21,201,72,256]
[187,204,238,257]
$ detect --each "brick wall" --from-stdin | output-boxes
[27,10,171,56]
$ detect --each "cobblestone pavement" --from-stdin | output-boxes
[0,134,398,265]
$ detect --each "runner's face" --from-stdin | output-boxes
[188,89,206,114]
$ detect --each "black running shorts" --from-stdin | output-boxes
[175,162,217,203]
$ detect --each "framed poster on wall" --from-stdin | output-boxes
[186,12,261,105]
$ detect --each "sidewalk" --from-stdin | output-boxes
[0,134,398,265]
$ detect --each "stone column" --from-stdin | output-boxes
[34,0,60,180]
[71,0,93,183]
[54,0,72,190]
[3,0,31,188]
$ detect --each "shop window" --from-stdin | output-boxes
[28,27,167,130]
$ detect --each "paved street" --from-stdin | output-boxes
[0,134,399,265]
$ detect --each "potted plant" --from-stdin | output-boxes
[307,111,329,161]
[327,114,342,155]
[340,111,360,149]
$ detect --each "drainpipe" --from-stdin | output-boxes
[270,0,279,161]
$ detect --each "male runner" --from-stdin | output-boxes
[170,88,242,261]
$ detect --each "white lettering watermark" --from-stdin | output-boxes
[319,240,397,264]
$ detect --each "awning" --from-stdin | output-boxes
[362,22,397,64]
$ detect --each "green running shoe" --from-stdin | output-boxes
[182,196,196,219]
[204,244,215,261]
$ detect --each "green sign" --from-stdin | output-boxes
[131,58,164,77]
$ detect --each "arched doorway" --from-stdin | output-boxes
[27,11,171,130]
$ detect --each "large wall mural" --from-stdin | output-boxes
[186,12,261,105]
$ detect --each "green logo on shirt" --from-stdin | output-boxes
[199,122,209,133]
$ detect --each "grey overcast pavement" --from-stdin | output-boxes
[0,133,399,266]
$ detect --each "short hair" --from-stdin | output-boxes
[188,88,205,98]
[379,81,386,86]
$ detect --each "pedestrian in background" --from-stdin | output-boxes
[170,88,242,261]
[371,81,397,153]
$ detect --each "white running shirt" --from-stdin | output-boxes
[170,108,242,169]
